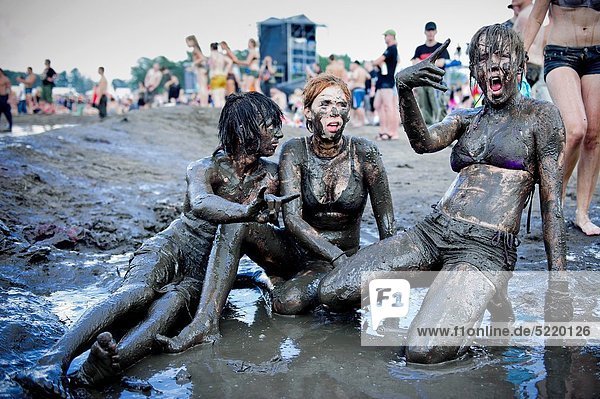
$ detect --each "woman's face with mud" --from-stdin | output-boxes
[473,34,520,107]
[258,118,283,157]
[304,85,350,143]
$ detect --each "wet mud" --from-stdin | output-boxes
[1,107,599,397]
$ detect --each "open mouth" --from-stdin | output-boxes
[489,76,503,94]
[326,121,341,133]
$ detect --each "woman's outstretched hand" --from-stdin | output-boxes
[246,186,300,223]
[395,38,451,92]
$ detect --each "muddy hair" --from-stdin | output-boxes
[218,92,283,156]
[468,24,526,80]
[302,74,351,131]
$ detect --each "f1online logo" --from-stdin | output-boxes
[369,279,410,330]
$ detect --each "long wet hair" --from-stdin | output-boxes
[218,92,283,156]
[302,74,351,131]
[468,24,526,82]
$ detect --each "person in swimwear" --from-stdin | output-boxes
[523,0,600,235]
[14,92,298,396]
[186,35,209,107]
[208,42,233,107]
[319,25,567,364]
[276,73,396,311]
[221,38,260,92]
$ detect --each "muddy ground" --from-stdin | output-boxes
[1,107,599,398]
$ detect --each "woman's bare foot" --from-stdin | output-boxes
[14,364,69,398]
[69,332,121,387]
[156,321,220,353]
[575,210,600,236]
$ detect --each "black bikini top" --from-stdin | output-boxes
[450,109,538,178]
[300,136,367,222]
[552,0,600,12]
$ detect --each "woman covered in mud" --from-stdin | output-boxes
[277,73,396,310]
[318,25,567,364]
[15,92,300,397]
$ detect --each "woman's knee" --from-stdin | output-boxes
[272,286,308,315]
[582,124,600,151]
[318,275,361,311]
[405,345,459,364]
[565,119,587,147]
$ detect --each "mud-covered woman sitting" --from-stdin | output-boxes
[318,25,566,364]
[15,92,299,397]
[277,74,396,312]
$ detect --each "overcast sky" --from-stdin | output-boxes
[1,0,514,82]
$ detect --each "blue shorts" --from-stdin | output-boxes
[352,88,366,109]
[544,44,600,80]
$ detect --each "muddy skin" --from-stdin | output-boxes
[13,92,300,395]
[69,332,120,387]
[319,25,566,364]
[276,74,395,312]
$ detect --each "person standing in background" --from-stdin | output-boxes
[348,61,370,127]
[41,59,57,114]
[411,22,450,125]
[512,0,545,87]
[373,29,400,140]
[186,35,209,107]
[17,67,36,114]
[144,63,163,107]
[96,67,108,119]
[258,56,276,97]
[0,68,12,132]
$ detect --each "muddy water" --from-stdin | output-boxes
[4,227,599,398]
[7,124,78,137]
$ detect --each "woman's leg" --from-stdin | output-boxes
[242,223,320,314]
[156,223,247,352]
[72,286,195,387]
[545,68,588,205]
[319,232,433,311]
[575,74,600,235]
[271,260,332,315]
[405,262,497,364]
[14,222,183,396]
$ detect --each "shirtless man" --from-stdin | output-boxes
[186,35,209,107]
[325,54,348,81]
[209,42,233,107]
[144,63,163,107]
[96,67,108,119]
[17,67,36,114]
[348,61,370,127]
[0,68,12,132]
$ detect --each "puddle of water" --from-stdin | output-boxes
[8,244,600,398]
[48,253,130,326]
[279,337,301,361]
[4,124,77,137]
